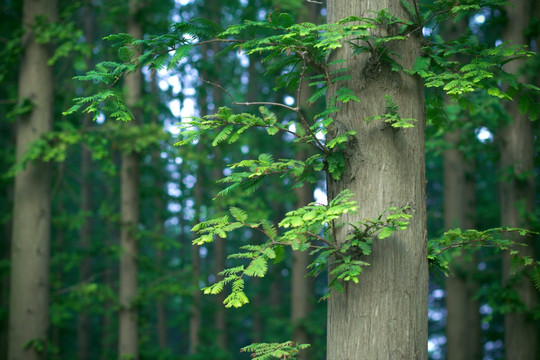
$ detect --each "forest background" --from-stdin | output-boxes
[1,0,539,359]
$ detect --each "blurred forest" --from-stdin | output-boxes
[1,0,539,359]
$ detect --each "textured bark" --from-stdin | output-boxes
[8,0,56,359]
[443,131,481,360]
[326,1,428,359]
[118,0,142,358]
[500,2,537,359]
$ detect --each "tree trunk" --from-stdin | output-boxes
[290,6,319,358]
[78,3,97,355]
[213,163,227,351]
[77,115,93,360]
[500,2,537,359]
[8,0,56,359]
[118,0,142,358]
[291,181,312,355]
[443,131,481,360]
[326,2,428,359]
[189,166,203,354]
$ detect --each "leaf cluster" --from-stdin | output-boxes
[192,190,412,305]
[240,341,310,360]
[428,227,539,277]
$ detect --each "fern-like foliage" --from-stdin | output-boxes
[428,227,539,276]
[240,341,310,360]
[192,189,414,305]
[366,95,417,129]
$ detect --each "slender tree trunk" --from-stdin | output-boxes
[154,192,168,349]
[1,176,13,360]
[291,180,312,354]
[153,160,168,349]
[443,131,481,360]
[326,2,428,359]
[8,0,56,359]
[189,166,203,354]
[500,2,537,359]
[213,162,227,351]
[78,3,97,356]
[290,6,319,358]
[118,0,142,358]
[77,117,93,360]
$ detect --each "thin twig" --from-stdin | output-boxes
[52,270,113,296]
[294,55,329,154]
[412,0,422,26]
[0,98,18,105]
[306,231,337,249]
[200,78,298,112]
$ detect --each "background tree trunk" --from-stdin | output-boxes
[326,1,428,359]
[290,6,319,359]
[118,0,143,358]
[9,0,57,359]
[443,130,481,360]
[500,2,537,359]
[291,180,312,357]
[77,2,97,357]
[189,164,203,354]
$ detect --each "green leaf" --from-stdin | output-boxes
[230,207,248,222]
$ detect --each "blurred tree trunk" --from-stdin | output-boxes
[153,158,167,349]
[8,0,56,359]
[326,1,428,359]
[0,186,11,360]
[118,0,142,358]
[500,2,537,359]
[190,160,203,354]
[150,75,168,351]
[213,160,227,351]
[443,130,481,360]
[291,181,313,357]
[77,2,96,358]
[77,120,93,360]
[290,7,319,357]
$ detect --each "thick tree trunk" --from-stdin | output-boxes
[443,131,481,360]
[326,2,428,359]
[8,0,56,359]
[118,0,142,358]
[500,2,537,359]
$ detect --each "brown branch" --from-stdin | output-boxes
[200,78,299,112]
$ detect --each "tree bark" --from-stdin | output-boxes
[118,0,142,358]
[326,2,428,359]
[443,131,481,360]
[500,2,537,359]
[8,0,56,359]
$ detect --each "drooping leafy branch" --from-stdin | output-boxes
[428,227,539,281]
[240,341,310,360]
[192,190,413,306]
